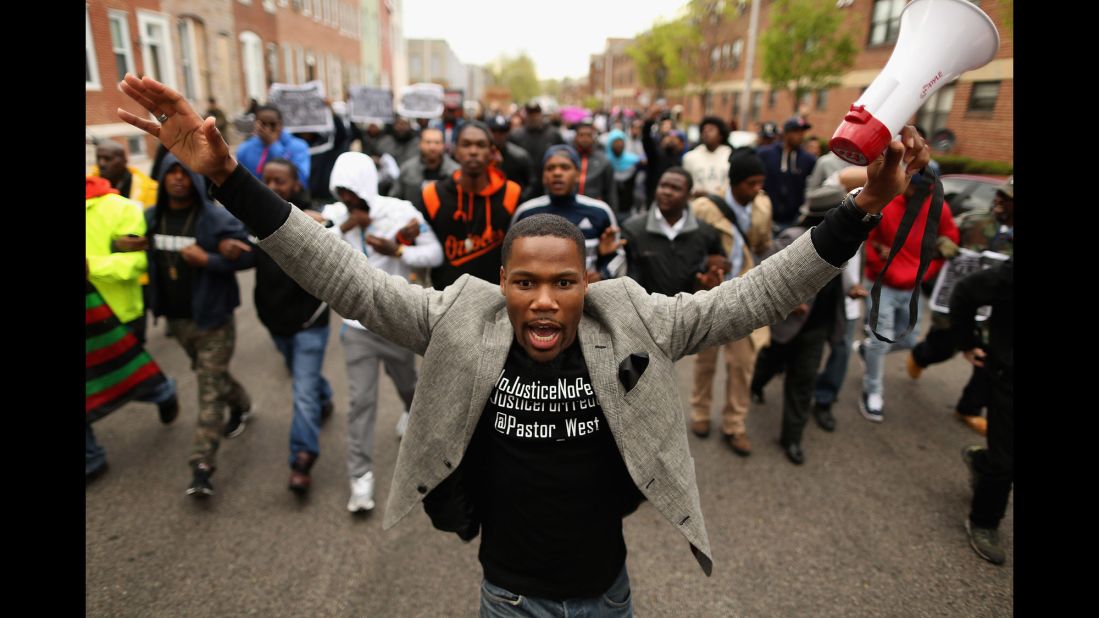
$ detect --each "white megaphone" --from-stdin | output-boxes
[829,0,1000,166]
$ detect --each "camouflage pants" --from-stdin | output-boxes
[169,317,251,469]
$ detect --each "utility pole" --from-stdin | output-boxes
[738,0,762,131]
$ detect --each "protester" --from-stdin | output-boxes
[621,168,727,297]
[687,152,772,455]
[806,151,852,192]
[117,71,928,609]
[758,117,817,230]
[488,115,535,202]
[419,122,522,289]
[511,145,626,281]
[811,167,872,427]
[389,127,460,210]
[953,259,1013,566]
[750,185,853,465]
[604,128,642,221]
[803,136,824,158]
[508,102,565,196]
[374,117,421,165]
[316,151,443,512]
[90,141,159,208]
[908,176,1013,435]
[572,121,618,211]
[252,158,337,494]
[756,121,779,148]
[641,107,687,208]
[85,176,179,481]
[236,105,312,188]
[858,172,959,422]
[204,97,228,140]
[682,116,733,197]
[436,102,465,151]
[296,100,352,208]
[145,153,256,497]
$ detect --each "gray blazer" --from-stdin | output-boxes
[258,207,842,576]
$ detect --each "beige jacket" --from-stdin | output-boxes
[691,192,774,350]
[258,207,841,576]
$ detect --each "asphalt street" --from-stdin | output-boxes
[86,269,1012,616]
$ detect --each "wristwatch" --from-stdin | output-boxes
[845,187,882,225]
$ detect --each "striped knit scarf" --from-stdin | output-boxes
[86,281,167,422]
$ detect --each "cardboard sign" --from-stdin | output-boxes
[349,86,394,124]
[397,83,445,119]
[267,81,333,133]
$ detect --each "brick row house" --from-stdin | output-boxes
[86,0,408,168]
[586,0,1011,164]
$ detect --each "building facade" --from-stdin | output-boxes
[594,0,1012,164]
[405,38,467,92]
[87,0,393,168]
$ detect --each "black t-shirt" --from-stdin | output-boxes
[467,340,643,600]
[153,206,197,319]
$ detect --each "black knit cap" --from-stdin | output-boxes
[728,151,766,186]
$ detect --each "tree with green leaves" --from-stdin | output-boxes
[760,0,858,114]
[626,20,686,99]
[490,52,540,104]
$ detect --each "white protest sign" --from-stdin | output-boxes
[267,81,333,133]
[929,248,1008,321]
[349,86,394,124]
[396,83,445,119]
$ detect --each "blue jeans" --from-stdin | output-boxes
[86,422,107,476]
[479,564,632,618]
[270,325,333,465]
[862,282,923,397]
[814,318,858,406]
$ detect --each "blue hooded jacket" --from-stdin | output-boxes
[146,154,256,330]
[605,129,640,178]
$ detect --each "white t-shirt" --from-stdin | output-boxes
[682,144,732,196]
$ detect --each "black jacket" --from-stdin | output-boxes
[254,203,329,337]
[508,125,564,196]
[950,259,1013,378]
[146,154,256,330]
[621,207,725,297]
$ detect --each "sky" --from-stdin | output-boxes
[401,0,688,80]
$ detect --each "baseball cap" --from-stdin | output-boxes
[783,117,812,132]
[997,176,1014,199]
[524,102,542,113]
[759,121,779,138]
[488,115,509,132]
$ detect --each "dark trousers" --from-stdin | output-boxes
[751,324,829,446]
[912,317,989,417]
[969,372,1013,529]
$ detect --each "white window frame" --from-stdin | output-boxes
[263,0,277,13]
[107,10,135,81]
[328,53,342,98]
[278,0,289,7]
[86,6,102,90]
[313,0,323,21]
[295,45,306,84]
[137,11,177,90]
[239,31,266,104]
[302,0,310,16]
[238,0,252,5]
[177,18,204,103]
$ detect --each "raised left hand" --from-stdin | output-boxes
[598,226,626,256]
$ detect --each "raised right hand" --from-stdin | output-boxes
[117,74,237,186]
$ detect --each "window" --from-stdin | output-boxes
[177,19,202,102]
[295,45,306,84]
[710,47,720,71]
[410,56,422,77]
[967,81,1000,113]
[283,44,294,84]
[732,95,741,119]
[431,55,441,77]
[731,39,744,70]
[916,81,956,135]
[127,135,146,157]
[329,53,342,97]
[86,7,101,90]
[279,0,290,7]
[768,89,776,109]
[305,50,316,82]
[266,43,280,84]
[868,0,905,46]
[751,91,763,122]
[107,11,134,80]
[239,31,266,103]
[301,0,310,15]
[238,0,251,4]
[816,89,828,111]
[313,0,323,21]
[263,0,277,13]
[137,11,176,88]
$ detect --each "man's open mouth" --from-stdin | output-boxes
[526,322,562,350]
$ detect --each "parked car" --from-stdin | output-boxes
[941,174,1007,217]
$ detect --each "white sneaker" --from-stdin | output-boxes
[347,472,375,513]
[395,411,410,439]
[859,391,884,422]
